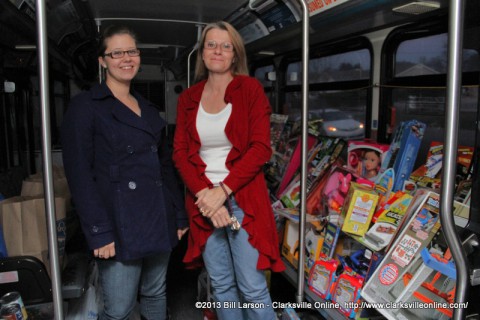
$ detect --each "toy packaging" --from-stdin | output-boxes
[347,140,389,182]
[280,217,325,272]
[331,266,364,318]
[341,182,379,237]
[305,224,326,273]
[409,141,474,190]
[353,191,413,251]
[306,136,347,191]
[361,190,443,320]
[380,120,426,192]
[308,253,338,300]
[315,166,374,221]
[278,136,346,208]
[276,135,317,198]
[374,167,395,208]
[270,113,289,152]
[320,222,341,259]
[281,219,300,268]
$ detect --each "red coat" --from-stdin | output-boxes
[173,75,285,272]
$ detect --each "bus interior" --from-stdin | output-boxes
[1,0,479,319]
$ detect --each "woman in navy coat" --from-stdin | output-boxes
[61,25,188,320]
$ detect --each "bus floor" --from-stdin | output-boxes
[165,236,326,320]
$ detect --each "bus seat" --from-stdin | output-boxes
[0,255,52,305]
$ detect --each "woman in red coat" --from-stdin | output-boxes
[173,21,284,320]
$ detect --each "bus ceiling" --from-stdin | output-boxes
[0,0,453,83]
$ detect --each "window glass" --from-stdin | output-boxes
[254,65,275,87]
[395,32,480,77]
[287,49,370,85]
[389,27,479,167]
[284,89,367,140]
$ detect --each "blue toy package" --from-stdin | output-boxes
[380,120,426,192]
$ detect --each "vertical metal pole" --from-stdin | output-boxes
[441,1,468,319]
[295,0,309,304]
[187,25,202,88]
[35,0,64,318]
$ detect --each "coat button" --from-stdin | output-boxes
[92,226,99,233]
[155,180,162,187]
[151,145,158,152]
[128,181,137,189]
[126,145,134,154]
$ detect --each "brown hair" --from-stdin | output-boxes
[194,21,249,82]
[97,25,138,57]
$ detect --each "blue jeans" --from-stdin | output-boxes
[202,198,276,320]
[97,252,170,320]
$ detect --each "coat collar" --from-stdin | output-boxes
[91,82,165,136]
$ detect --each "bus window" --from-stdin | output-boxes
[254,64,276,87]
[286,49,370,85]
[254,64,276,109]
[284,48,371,140]
[386,25,479,166]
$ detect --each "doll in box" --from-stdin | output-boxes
[363,149,381,181]
[347,141,389,183]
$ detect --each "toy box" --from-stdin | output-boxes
[361,190,443,320]
[331,267,364,318]
[312,165,374,221]
[347,140,389,182]
[409,141,474,190]
[353,191,413,252]
[305,224,326,273]
[308,254,338,300]
[279,136,346,208]
[380,120,426,192]
[281,219,325,273]
[320,222,341,259]
[341,182,379,237]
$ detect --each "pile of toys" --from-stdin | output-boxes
[266,115,474,319]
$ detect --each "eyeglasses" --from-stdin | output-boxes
[204,40,234,52]
[103,49,141,59]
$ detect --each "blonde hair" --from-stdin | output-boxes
[194,21,249,82]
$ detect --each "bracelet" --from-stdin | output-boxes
[218,181,230,199]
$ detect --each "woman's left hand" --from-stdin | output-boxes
[195,186,227,217]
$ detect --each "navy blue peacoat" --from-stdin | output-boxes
[61,82,188,261]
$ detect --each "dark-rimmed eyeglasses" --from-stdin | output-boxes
[103,49,141,59]
[204,40,234,52]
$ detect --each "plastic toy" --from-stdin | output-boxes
[323,169,352,214]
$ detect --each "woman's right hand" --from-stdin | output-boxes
[208,206,232,228]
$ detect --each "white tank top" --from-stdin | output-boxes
[196,103,232,185]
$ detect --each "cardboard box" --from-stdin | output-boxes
[281,219,325,273]
[341,183,379,237]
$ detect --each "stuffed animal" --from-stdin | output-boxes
[323,170,352,214]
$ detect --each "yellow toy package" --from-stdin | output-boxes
[341,182,379,236]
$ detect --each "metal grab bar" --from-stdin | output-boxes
[442,1,469,319]
[295,0,309,304]
[35,0,64,319]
